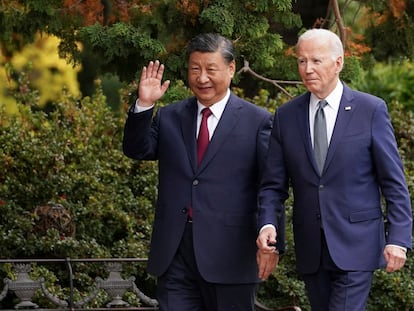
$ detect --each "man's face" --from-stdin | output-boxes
[296,39,342,99]
[187,51,235,107]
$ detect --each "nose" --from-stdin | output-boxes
[197,70,209,83]
[304,62,314,73]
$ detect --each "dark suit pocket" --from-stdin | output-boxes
[349,208,383,223]
[342,129,366,137]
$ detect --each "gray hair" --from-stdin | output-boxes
[297,29,344,64]
[186,33,235,65]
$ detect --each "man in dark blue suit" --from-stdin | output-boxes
[257,29,412,310]
[123,33,281,311]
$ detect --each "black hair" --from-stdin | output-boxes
[185,33,235,64]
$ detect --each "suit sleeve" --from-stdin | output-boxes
[123,107,159,160]
[258,110,290,250]
[372,101,412,250]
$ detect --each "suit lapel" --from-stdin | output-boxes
[296,93,321,174]
[323,85,356,173]
[198,95,241,171]
[180,98,198,172]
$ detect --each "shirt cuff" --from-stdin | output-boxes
[386,244,407,253]
[133,99,154,113]
[259,224,276,233]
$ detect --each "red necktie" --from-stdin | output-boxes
[197,108,212,165]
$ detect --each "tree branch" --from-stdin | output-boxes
[237,60,302,98]
[330,0,347,44]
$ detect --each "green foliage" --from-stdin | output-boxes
[341,55,364,88]
[199,5,235,36]
[77,22,166,81]
[0,0,302,90]
[128,0,301,83]
[158,80,194,105]
[0,73,156,261]
[0,71,160,306]
[0,1,75,56]
[364,1,414,61]
[387,104,414,250]
[80,22,166,60]
[368,267,414,311]
[358,59,414,111]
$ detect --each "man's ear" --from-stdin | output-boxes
[229,60,236,78]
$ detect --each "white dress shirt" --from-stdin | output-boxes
[309,80,343,147]
[196,89,229,139]
[133,89,230,141]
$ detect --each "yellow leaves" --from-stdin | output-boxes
[0,33,80,108]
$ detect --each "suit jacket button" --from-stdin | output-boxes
[319,184,324,189]
[193,179,199,186]
[181,208,188,214]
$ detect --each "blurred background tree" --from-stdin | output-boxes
[1,0,301,100]
[1,0,413,109]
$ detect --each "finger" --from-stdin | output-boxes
[386,255,406,272]
[161,80,171,93]
[256,238,274,251]
[257,252,269,280]
[386,260,395,272]
[384,246,407,272]
[256,228,277,249]
[151,60,161,78]
[385,252,398,272]
[259,260,271,280]
[260,256,278,280]
[156,63,165,80]
[146,61,154,78]
[140,65,147,81]
[258,239,277,253]
[257,252,266,279]
[256,235,267,248]
[394,256,406,271]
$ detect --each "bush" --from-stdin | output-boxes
[0,78,156,258]
[0,73,157,306]
[359,59,414,111]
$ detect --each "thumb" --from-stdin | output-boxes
[161,80,170,93]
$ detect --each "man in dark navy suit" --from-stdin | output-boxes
[123,33,282,311]
[257,29,412,311]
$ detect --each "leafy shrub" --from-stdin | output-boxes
[0,72,157,306]
[0,81,155,258]
[359,60,414,111]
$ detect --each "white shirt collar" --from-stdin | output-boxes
[309,80,344,145]
[197,89,230,119]
[310,80,343,112]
